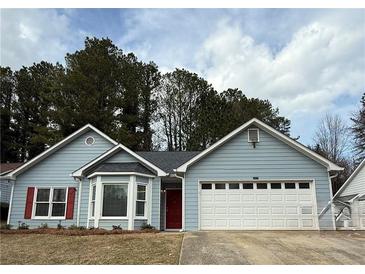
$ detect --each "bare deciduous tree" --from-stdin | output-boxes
[314,113,351,163]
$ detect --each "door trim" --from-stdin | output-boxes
[165,188,182,230]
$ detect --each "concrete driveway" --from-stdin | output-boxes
[179,231,365,264]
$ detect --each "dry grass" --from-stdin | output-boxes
[0,233,183,265]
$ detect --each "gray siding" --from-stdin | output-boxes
[0,179,11,204]
[184,128,334,231]
[9,130,114,228]
[341,165,365,197]
[105,150,137,163]
[98,219,128,229]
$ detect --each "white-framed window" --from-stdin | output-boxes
[34,187,68,219]
[136,184,146,218]
[102,184,128,217]
[90,184,96,218]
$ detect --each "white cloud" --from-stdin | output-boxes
[0,9,77,69]
[194,12,365,142]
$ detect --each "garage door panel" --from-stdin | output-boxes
[229,194,241,202]
[285,206,298,214]
[214,194,227,202]
[257,194,269,201]
[200,181,318,230]
[242,194,255,202]
[215,206,228,214]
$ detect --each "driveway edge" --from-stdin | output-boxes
[178,232,186,265]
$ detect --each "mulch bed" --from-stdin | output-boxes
[0,228,159,236]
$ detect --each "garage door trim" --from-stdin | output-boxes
[198,179,319,230]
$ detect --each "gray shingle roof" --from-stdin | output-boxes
[90,162,156,176]
[136,151,200,173]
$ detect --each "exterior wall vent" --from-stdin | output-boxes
[85,136,95,146]
[248,128,259,143]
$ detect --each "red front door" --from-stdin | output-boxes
[166,189,182,229]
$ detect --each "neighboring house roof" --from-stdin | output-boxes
[176,118,343,173]
[4,124,118,179]
[136,151,200,174]
[88,162,156,176]
[0,163,23,176]
[72,144,168,177]
[333,158,365,199]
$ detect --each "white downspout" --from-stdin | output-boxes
[7,180,15,225]
[76,178,82,227]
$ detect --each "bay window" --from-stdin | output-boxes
[136,184,146,218]
[34,187,67,218]
[102,184,128,217]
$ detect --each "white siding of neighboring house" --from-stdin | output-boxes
[341,163,365,197]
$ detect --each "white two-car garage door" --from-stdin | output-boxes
[200,181,318,230]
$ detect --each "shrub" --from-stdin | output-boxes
[18,222,29,230]
[112,224,123,230]
[68,224,86,230]
[39,223,48,229]
[57,222,65,229]
[0,224,12,230]
[140,223,155,230]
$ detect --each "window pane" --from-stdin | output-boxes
[91,201,95,217]
[136,201,145,217]
[299,183,310,189]
[201,184,212,189]
[257,183,267,189]
[102,185,128,217]
[92,185,96,200]
[52,203,66,216]
[215,183,226,190]
[285,183,296,189]
[137,185,146,200]
[35,203,49,216]
[242,183,253,189]
[271,183,282,189]
[36,189,50,202]
[229,183,239,189]
[53,188,66,202]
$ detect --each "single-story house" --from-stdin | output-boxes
[2,118,343,230]
[0,163,23,220]
[333,159,365,230]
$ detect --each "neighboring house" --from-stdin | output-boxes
[2,119,343,230]
[333,159,365,230]
[0,163,23,220]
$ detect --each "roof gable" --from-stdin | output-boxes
[176,118,343,173]
[72,144,167,177]
[4,124,118,179]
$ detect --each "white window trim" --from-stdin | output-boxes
[248,128,260,143]
[89,183,96,219]
[32,187,69,220]
[135,183,147,220]
[101,182,129,218]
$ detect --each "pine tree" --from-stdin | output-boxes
[351,93,365,162]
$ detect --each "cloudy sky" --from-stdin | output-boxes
[1,9,364,145]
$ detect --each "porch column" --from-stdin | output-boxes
[128,175,136,230]
[94,176,102,228]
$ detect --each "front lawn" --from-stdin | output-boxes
[0,233,183,264]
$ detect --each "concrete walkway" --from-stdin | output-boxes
[179,231,365,265]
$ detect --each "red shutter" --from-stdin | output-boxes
[66,187,76,219]
[24,187,35,219]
